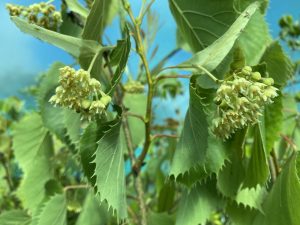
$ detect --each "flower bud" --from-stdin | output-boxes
[262,78,274,86]
[212,65,278,140]
[251,72,261,81]
[241,66,252,76]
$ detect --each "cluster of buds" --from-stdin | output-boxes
[123,80,144,94]
[6,2,62,30]
[212,66,278,140]
[49,66,111,120]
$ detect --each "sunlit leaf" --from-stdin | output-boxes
[237,11,271,65]
[13,113,54,211]
[260,41,294,85]
[0,210,31,225]
[94,113,127,220]
[169,0,236,52]
[217,130,247,197]
[178,2,259,72]
[36,194,67,225]
[253,153,300,225]
[107,28,131,95]
[170,78,228,185]
[76,192,109,225]
[264,94,283,153]
[65,0,89,19]
[11,17,101,59]
[176,181,223,225]
[243,123,269,188]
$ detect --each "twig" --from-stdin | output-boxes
[268,157,277,184]
[0,157,13,191]
[124,112,145,123]
[63,184,90,192]
[151,134,179,141]
[134,176,147,225]
[154,74,191,83]
[270,149,281,177]
[122,2,152,224]
[280,133,297,151]
[124,1,154,177]
[127,205,139,224]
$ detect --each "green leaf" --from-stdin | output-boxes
[176,28,192,52]
[253,153,300,225]
[169,81,209,178]
[60,10,83,38]
[169,0,236,52]
[170,79,228,185]
[11,17,101,59]
[64,109,81,149]
[82,0,113,43]
[0,210,31,225]
[79,122,103,186]
[217,130,247,197]
[157,181,176,213]
[179,2,260,72]
[122,93,147,147]
[264,94,283,153]
[243,123,269,188]
[65,0,89,19]
[226,203,259,225]
[260,41,294,85]
[234,0,269,14]
[36,194,67,225]
[237,11,271,65]
[148,212,175,225]
[76,192,109,225]
[79,0,118,77]
[234,185,266,211]
[107,28,131,95]
[13,113,54,211]
[94,114,127,220]
[176,182,223,225]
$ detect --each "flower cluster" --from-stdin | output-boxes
[123,81,144,94]
[212,66,278,140]
[49,66,111,120]
[6,2,62,30]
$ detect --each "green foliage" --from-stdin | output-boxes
[13,113,54,211]
[11,17,101,59]
[179,2,260,73]
[65,0,89,19]
[35,194,67,225]
[0,210,30,225]
[94,112,127,220]
[107,28,131,95]
[260,41,294,85]
[169,0,236,52]
[76,192,109,225]
[253,153,300,224]
[243,123,269,188]
[2,0,300,224]
[176,181,223,225]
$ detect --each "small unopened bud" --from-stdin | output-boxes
[262,78,274,86]
[81,100,92,109]
[251,72,261,81]
[100,95,111,106]
[242,66,252,76]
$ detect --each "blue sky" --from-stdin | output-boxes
[0,0,299,100]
